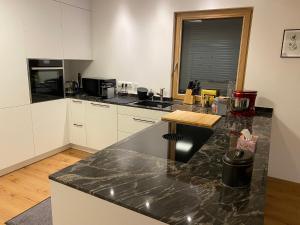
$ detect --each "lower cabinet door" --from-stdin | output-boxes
[31,99,68,155]
[69,124,86,147]
[85,102,117,150]
[0,105,35,170]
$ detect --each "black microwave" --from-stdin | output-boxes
[82,78,116,98]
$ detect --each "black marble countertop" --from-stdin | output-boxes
[50,103,273,225]
[67,93,203,112]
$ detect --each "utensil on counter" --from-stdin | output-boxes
[192,80,200,95]
[222,149,254,188]
[187,81,194,89]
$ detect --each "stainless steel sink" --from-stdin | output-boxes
[133,100,173,109]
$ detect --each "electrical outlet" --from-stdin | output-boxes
[117,81,138,94]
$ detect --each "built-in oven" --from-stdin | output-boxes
[28,59,64,103]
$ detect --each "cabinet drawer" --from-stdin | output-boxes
[118,114,157,134]
[118,106,167,120]
[69,123,86,146]
[69,99,85,124]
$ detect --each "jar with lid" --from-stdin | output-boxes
[222,149,254,188]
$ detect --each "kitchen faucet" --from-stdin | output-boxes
[157,88,165,102]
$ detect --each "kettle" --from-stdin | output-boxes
[65,81,79,95]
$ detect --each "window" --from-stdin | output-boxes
[172,8,252,100]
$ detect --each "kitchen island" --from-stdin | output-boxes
[50,108,272,225]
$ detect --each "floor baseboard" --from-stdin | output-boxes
[267,176,300,185]
[70,144,98,154]
[0,143,99,177]
[0,144,70,177]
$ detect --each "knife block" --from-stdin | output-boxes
[183,89,195,105]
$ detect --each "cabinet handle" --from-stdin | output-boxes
[72,100,82,104]
[90,102,110,108]
[133,118,155,124]
[73,123,83,127]
[31,67,64,70]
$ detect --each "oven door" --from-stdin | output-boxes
[30,68,64,103]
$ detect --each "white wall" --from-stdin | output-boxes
[87,0,174,95]
[88,0,300,183]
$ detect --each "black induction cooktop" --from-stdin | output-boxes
[116,122,214,163]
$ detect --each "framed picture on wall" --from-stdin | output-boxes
[281,29,300,58]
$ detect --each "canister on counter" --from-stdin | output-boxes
[212,96,230,116]
[222,149,254,188]
[200,89,218,107]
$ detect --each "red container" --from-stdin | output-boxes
[231,90,257,116]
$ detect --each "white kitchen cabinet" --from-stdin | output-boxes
[62,4,92,59]
[51,181,167,225]
[117,106,167,141]
[21,0,63,59]
[68,99,86,146]
[118,106,167,120]
[85,102,117,150]
[118,114,157,134]
[0,105,35,170]
[0,0,30,108]
[31,99,68,155]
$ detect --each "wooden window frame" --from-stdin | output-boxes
[171,7,253,101]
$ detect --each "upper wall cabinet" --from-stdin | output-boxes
[62,4,92,60]
[21,0,92,60]
[21,0,63,59]
[0,0,30,108]
[58,0,91,10]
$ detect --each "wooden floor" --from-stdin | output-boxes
[265,177,300,225]
[0,149,90,225]
[0,149,299,225]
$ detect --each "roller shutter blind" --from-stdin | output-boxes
[179,18,243,96]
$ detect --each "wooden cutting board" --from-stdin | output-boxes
[161,110,221,128]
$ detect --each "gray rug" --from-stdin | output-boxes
[5,198,52,225]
